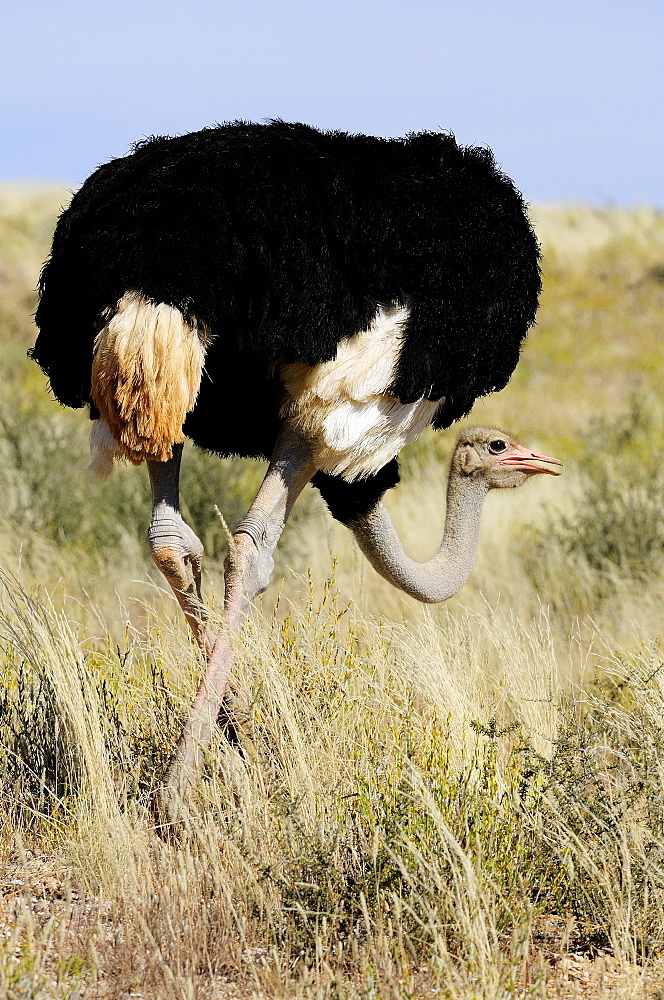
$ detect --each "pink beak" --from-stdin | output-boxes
[497,442,563,476]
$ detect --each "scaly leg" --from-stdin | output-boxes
[163,425,316,813]
[148,444,248,770]
[147,444,214,654]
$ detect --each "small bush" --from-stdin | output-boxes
[523,402,664,606]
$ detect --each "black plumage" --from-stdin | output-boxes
[31,120,540,522]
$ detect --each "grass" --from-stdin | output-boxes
[0,185,663,996]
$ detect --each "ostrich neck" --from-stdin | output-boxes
[350,472,489,603]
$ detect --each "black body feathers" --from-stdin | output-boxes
[31,121,540,521]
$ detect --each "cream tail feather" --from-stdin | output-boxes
[89,291,207,478]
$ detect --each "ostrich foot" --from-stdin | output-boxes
[154,681,254,838]
[156,610,241,831]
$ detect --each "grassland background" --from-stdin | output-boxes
[0,186,662,997]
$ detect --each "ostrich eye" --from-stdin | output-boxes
[488,439,507,454]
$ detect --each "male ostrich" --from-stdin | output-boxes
[30,121,560,809]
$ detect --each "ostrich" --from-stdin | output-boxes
[30,120,560,810]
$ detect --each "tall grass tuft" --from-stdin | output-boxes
[522,401,664,620]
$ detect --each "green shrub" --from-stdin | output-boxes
[523,402,664,605]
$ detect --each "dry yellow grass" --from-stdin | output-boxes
[0,188,663,997]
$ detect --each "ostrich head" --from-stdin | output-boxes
[452,427,562,488]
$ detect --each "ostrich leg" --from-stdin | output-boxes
[164,425,316,813]
[147,444,213,654]
[148,446,247,739]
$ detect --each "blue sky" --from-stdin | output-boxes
[2,0,662,205]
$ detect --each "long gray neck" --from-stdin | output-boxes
[349,472,489,603]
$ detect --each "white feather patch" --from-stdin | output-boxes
[281,303,443,480]
[89,417,124,481]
